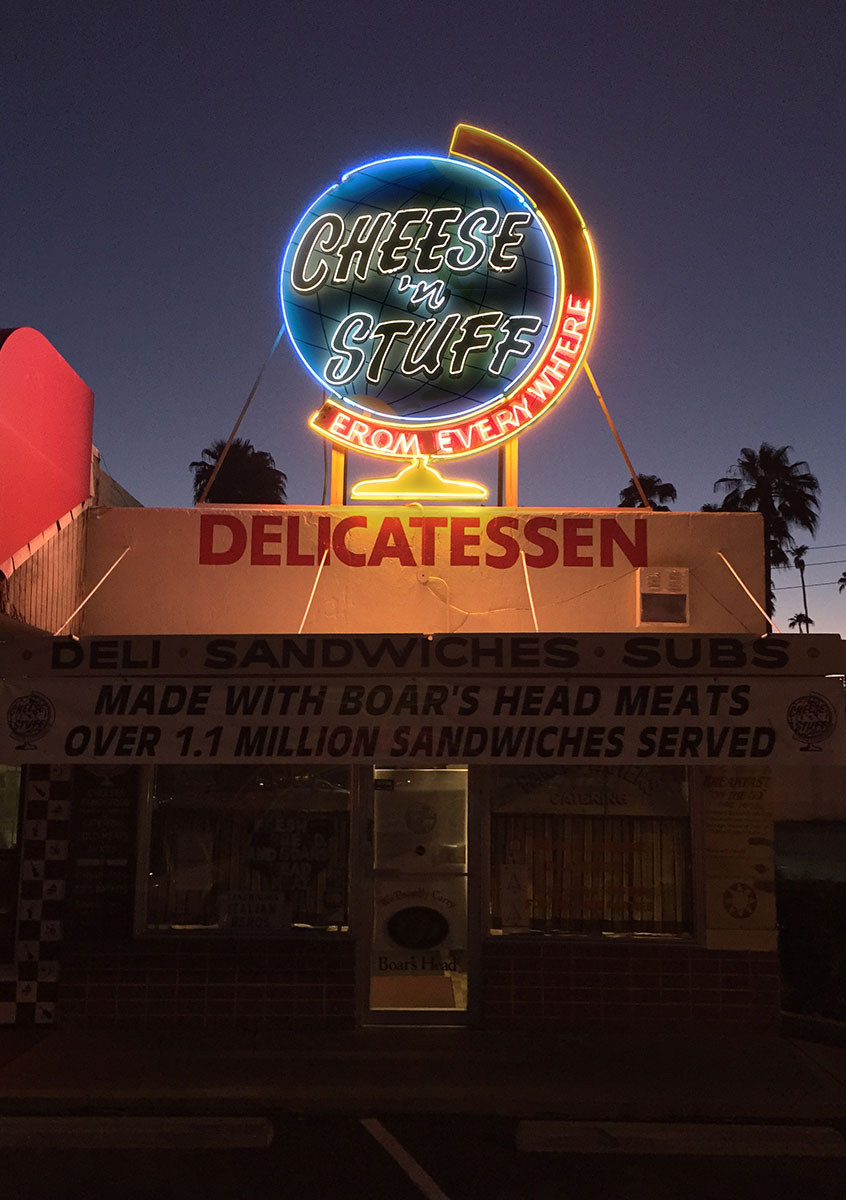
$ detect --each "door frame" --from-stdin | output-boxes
[353,764,483,1028]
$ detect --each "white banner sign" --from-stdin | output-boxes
[1,674,841,765]
[3,632,843,677]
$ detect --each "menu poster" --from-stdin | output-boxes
[701,766,776,948]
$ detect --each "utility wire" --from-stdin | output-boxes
[775,580,846,591]
[195,325,285,505]
[786,559,846,569]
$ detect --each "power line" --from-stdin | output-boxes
[194,326,285,505]
[775,580,846,591]
[792,559,846,568]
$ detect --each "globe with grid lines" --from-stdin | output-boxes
[280,155,559,423]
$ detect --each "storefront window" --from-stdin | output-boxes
[490,766,692,936]
[144,765,350,933]
[0,765,22,959]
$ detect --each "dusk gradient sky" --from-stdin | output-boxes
[5,0,845,633]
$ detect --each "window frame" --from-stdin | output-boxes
[134,764,354,938]
[484,764,698,941]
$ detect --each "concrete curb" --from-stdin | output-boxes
[0,1115,274,1148]
[782,1011,846,1047]
[516,1121,846,1156]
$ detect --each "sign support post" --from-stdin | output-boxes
[329,444,347,506]
[497,440,519,507]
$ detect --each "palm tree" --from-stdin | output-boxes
[191,437,287,504]
[788,612,815,632]
[618,474,677,510]
[713,444,820,617]
[838,572,846,594]
[792,545,810,629]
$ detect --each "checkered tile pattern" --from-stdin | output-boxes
[0,766,70,1025]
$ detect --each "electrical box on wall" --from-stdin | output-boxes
[638,567,689,625]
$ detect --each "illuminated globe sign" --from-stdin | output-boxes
[282,155,558,418]
[280,126,598,496]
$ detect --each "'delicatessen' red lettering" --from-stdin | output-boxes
[197,513,647,570]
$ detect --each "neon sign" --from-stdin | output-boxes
[280,127,598,494]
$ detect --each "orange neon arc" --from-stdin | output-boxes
[303,126,598,465]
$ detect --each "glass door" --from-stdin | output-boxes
[367,767,468,1022]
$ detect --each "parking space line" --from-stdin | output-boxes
[517,1121,846,1156]
[361,1118,452,1200]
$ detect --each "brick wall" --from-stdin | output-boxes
[481,938,781,1032]
[55,935,782,1030]
[59,936,356,1027]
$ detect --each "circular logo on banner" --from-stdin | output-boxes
[786,692,837,751]
[281,155,559,423]
[6,692,55,749]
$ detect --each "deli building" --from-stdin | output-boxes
[2,127,844,1033]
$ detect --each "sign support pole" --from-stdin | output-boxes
[330,445,348,505]
[583,360,651,509]
[497,440,519,506]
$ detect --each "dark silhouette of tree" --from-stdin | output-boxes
[713,443,820,617]
[701,490,745,514]
[788,612,814,632]
[793,545,810,628]
[838,571,846,594]
[618,474,677,510]
[191,437,287,504]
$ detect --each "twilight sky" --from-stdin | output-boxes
[4,0,845,633]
